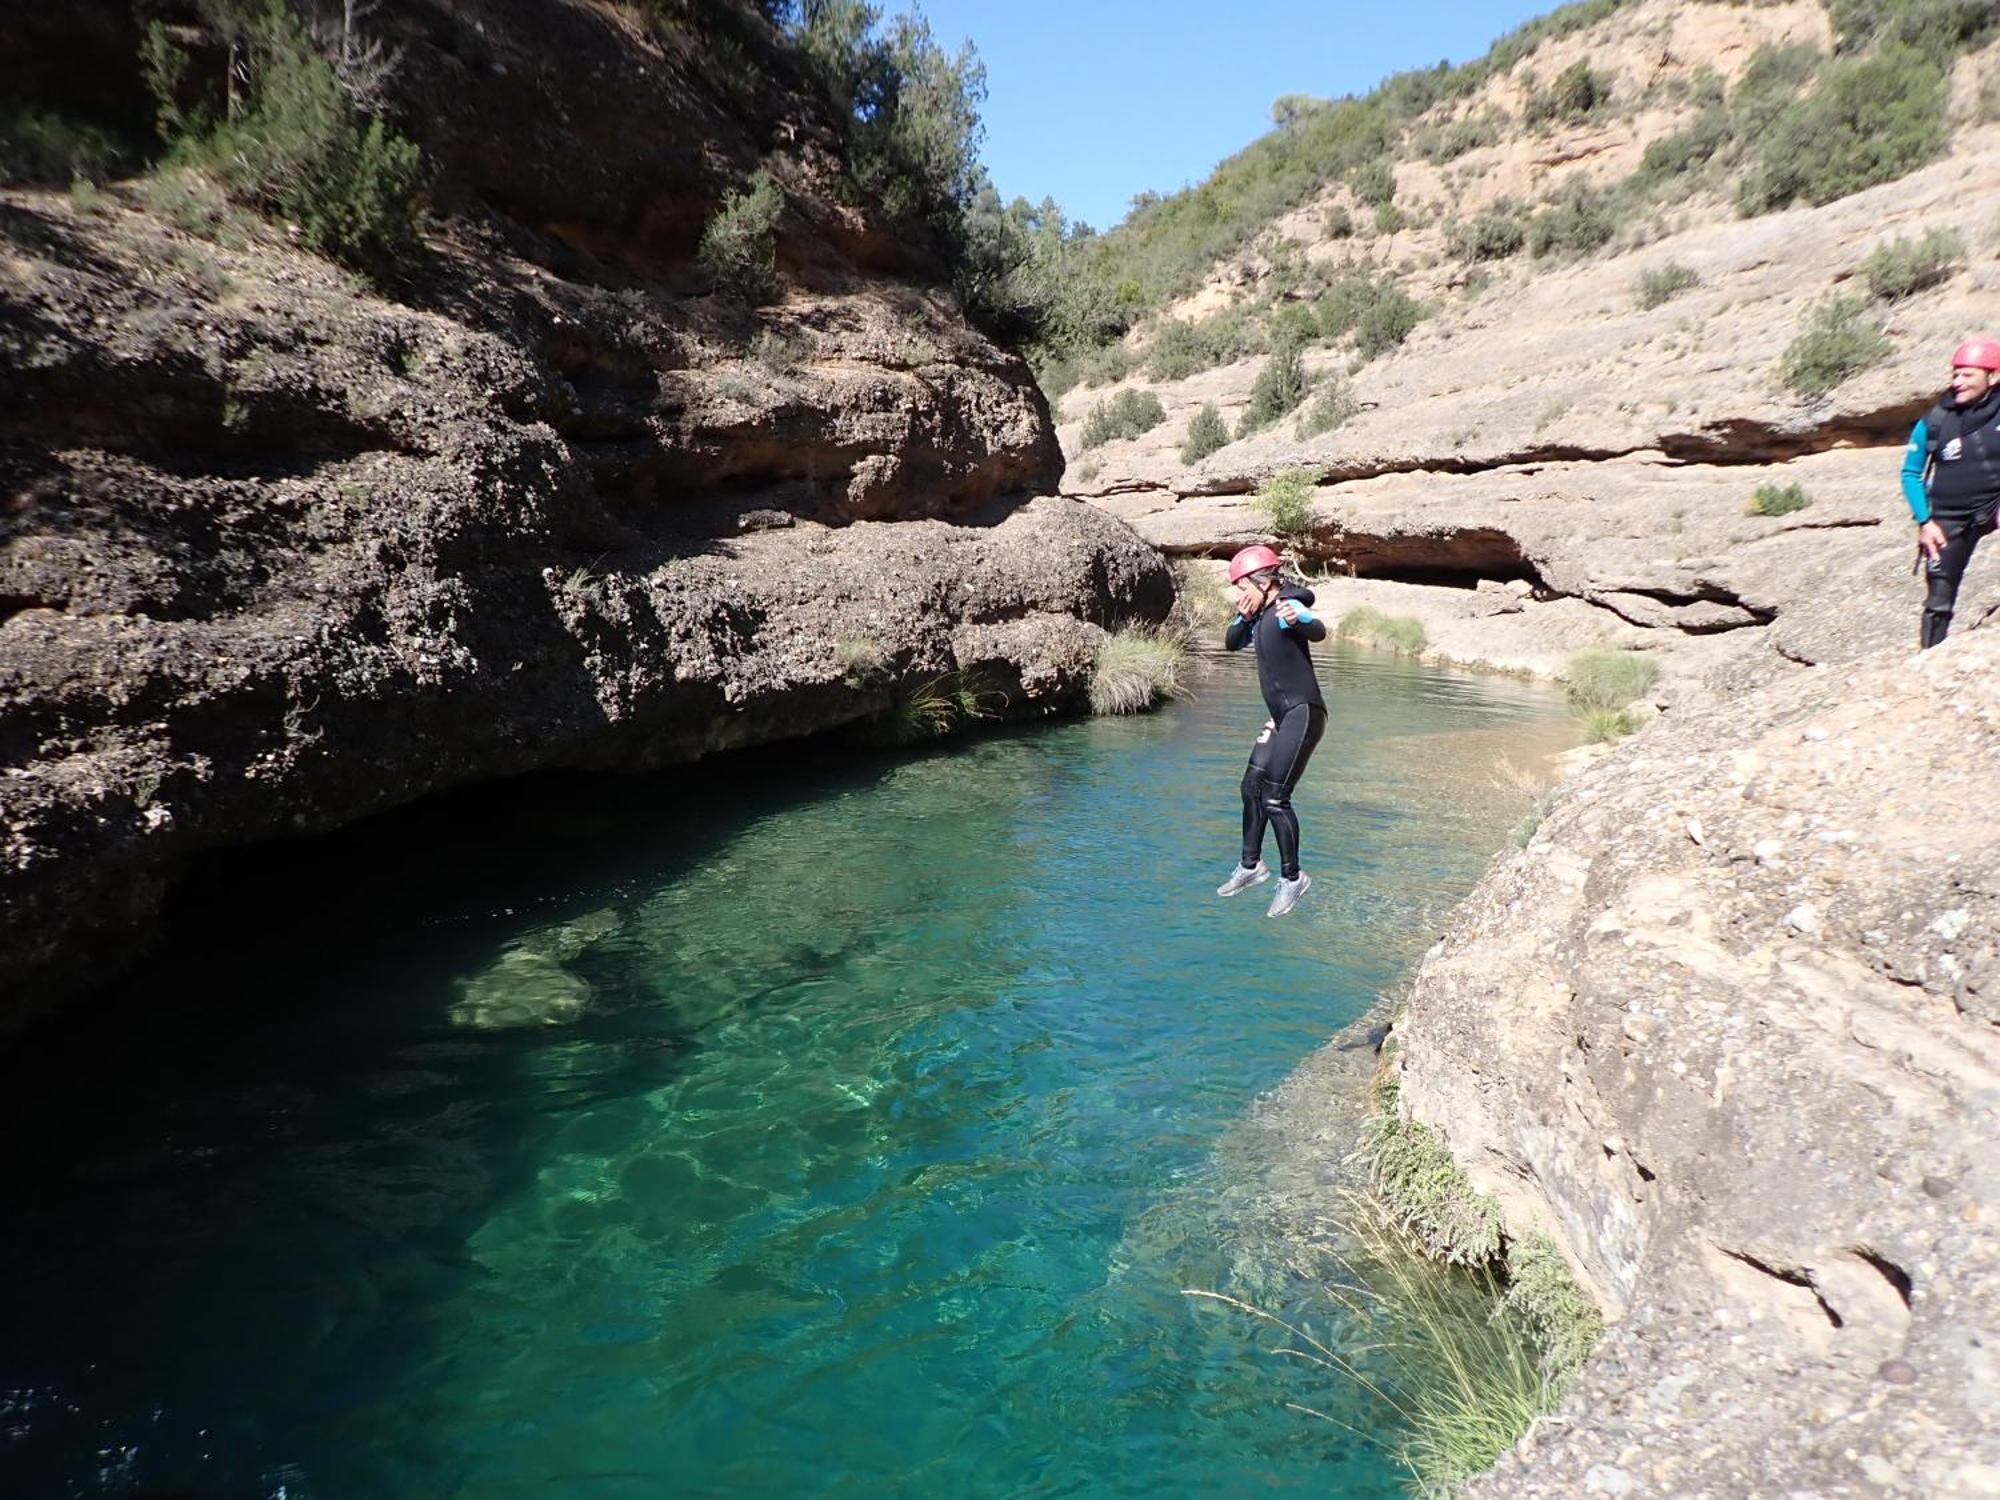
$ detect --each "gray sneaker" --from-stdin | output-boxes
[1266,872,1312,918]
[1216,861,1270,897]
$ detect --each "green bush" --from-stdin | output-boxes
[1633,108,1729,189]
[1524,60,1611,126]
[1148,310,1265,380]
[1338,605,1428,654]
[699,169,784,303]
[1860,227,1965,301]
[0,106,131,186]
[1351,159,1396,207]
[1317,270,1426,360]
[1181,402,1230,464]
[1322,203,1356,239]
[1528,183,1617,259]
[1373,201,1406,235]
[1077,341,1140,388]
[1237,340,1312,436]
[1828,0,2000,61]
[1737,47,1947,213]
[1635,262,1700,309]
[1077,387,1167,450]
[1449,212,1526,261]
[1418,110,1503,162]
[1090,628,1188,715]
[144,3,425,281]
[1256,466,1320,539]
[1269,300,1320,349]
[1565,648,1659,711]
[1779,293,1892,398]
[1747,481,1812,516]
[1296,374,1359,438]
[1167,559,1235,641]
[1357,287,1424,360]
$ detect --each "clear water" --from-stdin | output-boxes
[0,648,1569,1500]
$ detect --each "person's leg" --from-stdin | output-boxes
[1258,706,1322,881]
[1238,720,1277,869]
[1922,512,1982,647]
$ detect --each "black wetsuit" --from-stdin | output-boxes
[1906,385,2000,648]
[1224,585,1328,880]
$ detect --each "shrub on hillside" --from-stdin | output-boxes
[1779,294,1892,398]
[1524,60,1611,126]
[1449,212,1526,261]
[1747,481,1813,516]
[1635,262,1699,309]
[1417,110,1504,162]
[1730,42,1826,138]
[1528,183,1616,259]
[1077,341,1140,388]
[1077,388,1167,451]
[1860,227,1965,301]
[0,106,131,186]
[1827,0,1999,61]
[1737,47,1947,213]
[143,6,426,281]
[700,169,784,303]
[1181,403,1230,464]
[1350,159,1396,207]
[1354,286,1424,360]
[1322,203,1356,239]
[1256,467,1319,540]
[1237,340,1313,436]
[1148,310,1264,381]
[1296,374,1360,439]
[1633,108,1729,189]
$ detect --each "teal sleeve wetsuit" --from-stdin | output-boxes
[1907,389,2000,647]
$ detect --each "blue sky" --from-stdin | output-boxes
[914,0,1562,231]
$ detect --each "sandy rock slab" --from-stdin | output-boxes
[1378,626,2000,1498]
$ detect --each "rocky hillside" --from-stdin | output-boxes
[0,0,1168,1029]
[1054,0,2000,1492]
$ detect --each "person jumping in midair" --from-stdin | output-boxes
[1905,337,2000,649]
[1215,545,1327,918]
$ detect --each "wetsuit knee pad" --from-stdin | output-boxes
[1254,774,1292,810]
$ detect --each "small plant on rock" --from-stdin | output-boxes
[1295,374,1359,439]
[1779,293,1892,398]
[700,169,784,304]
[1180,402,1229,464]
[1237,339,1312,437]
[1636,262,1700,309]
[1860,228,1965,302]
[1255,466,1319,542]
[1078,388,1167,451]
[1747,481,1812,517]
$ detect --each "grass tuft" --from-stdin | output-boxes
[1089,628,1189,715]
[1579,706,1634,743]
[1565,648,1659,712]
[1337,605,1428,655]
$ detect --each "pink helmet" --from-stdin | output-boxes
[1227,544,1282,584]
[1951,338,2000,372]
